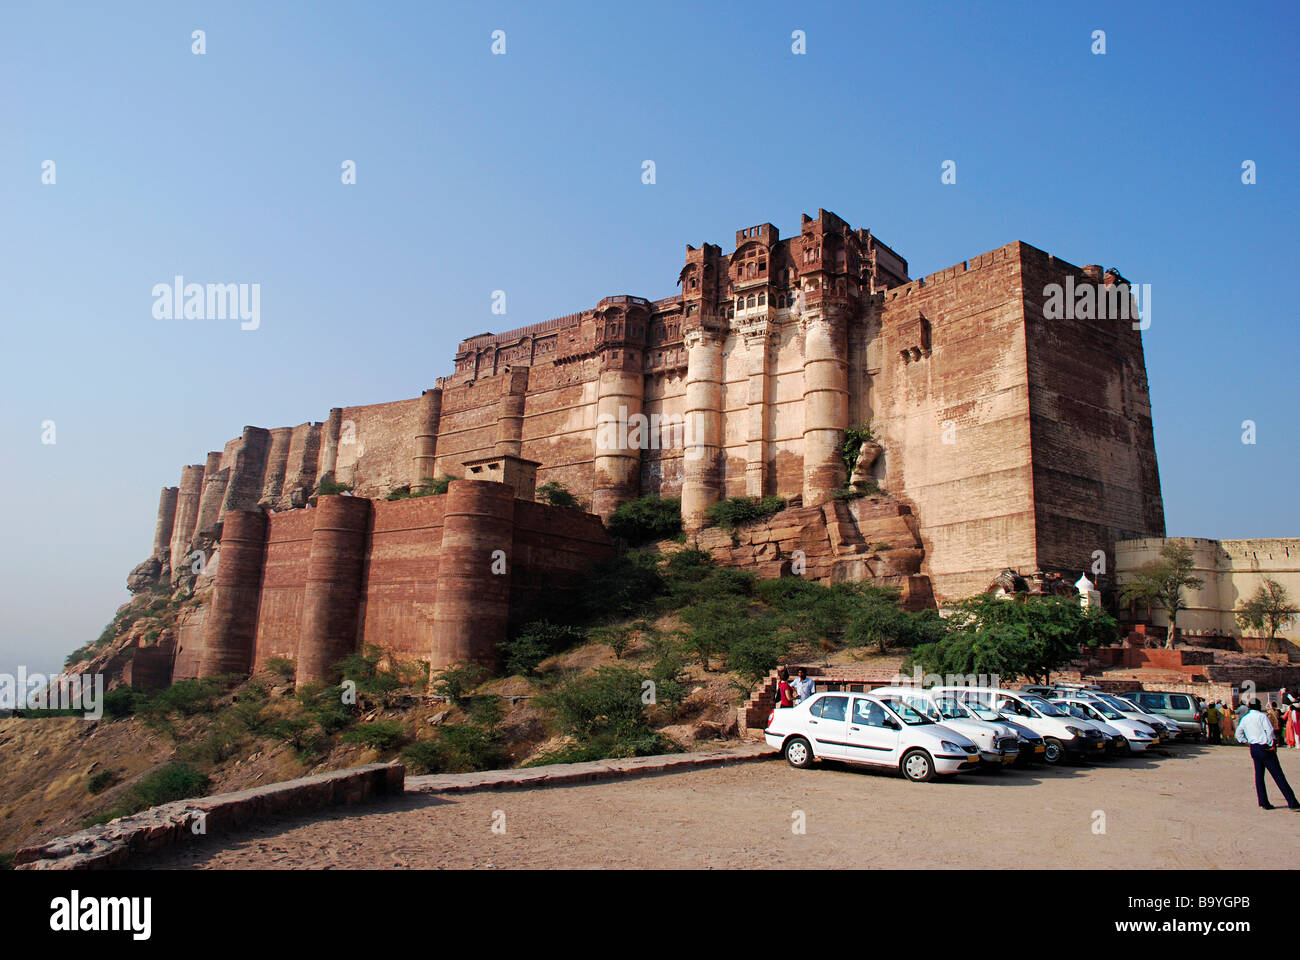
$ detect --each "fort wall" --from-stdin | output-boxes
[138,210,1165,618]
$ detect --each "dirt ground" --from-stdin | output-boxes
[136,743,1300,869]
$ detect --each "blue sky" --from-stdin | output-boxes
[2,0,1297,676]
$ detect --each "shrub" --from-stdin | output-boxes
[537,480,579,508]
[705,495,786,532]
[333,646,403,697]
[401,724,504,774]
[606,496,682,546]
[101,687,140,719]
[540,666,652,743]
[387,475,454,500]
[467,694,505,728]
[316,479,354,496]
[295,682,358,734]
[429,662,488,703]
[577,551,665,623]
[87,763,210,825]
[588,623,635,659]
[342,719,408,752]
[264,657,296,681]
[145,678,224,717]
[87,770,119,795]
[499,620,583,676]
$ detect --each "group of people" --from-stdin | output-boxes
[775,667,815,708]
[1205,691,1300,748]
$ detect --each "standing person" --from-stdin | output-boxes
[792,668,816,705]
[1205,701,1221,744]
[1267,701,1282,746]
[1235,700,1300,810]
[1220,702,1236,744]
[775,668,795,709]
[1286,701,1299,749]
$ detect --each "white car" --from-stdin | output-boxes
[934,686,1108,764]
[765,691,981,782]
[871,686,1021,766]
[1052,698,1159,753]
[1091,693,1181,740]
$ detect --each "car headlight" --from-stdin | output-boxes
[940,741,962,753]
[1065,725,1083,736]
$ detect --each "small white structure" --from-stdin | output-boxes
[1075,573,1102,610]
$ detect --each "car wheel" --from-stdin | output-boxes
[784,736,814,769]
[1043,738,1065,765]
[901,748,936,782]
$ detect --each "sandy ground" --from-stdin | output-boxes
[136,743,1300,869]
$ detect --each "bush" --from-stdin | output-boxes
[499,621,584,676]
[387,475,454,500]
[144,678,224,717]
[101,687,140,719]
[401,724,504,774]
[330,642,400,697]
[264,657,296,681]
[429,662,488,703]
[87,770,119,795]
[316,479,353,496]
[588,624,635,659]
[606,496,682,546]
[576,551,665,623]
[295,682,358,734]
[87,763,210,825]
[705,495,786,532]
[467,694,505,728]
[342,719,408,752]
[537,480,579,508]
[540,666,652,743]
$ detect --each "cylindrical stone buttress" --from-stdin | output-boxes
[169,463,206,577]
[801,314,849,507]
[494,391,526,458]
[413,387,443,484]
[681,330,724,531]
[197,509,269,677]
[317,408,343,486]
[295,495,372,688]
[591,368,644,519]
[430,480,514,671]
[151,486,179,559]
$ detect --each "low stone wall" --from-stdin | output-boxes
[407,744,774,794]
[15,762,404,870]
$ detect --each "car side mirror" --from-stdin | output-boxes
[885,717,900,730]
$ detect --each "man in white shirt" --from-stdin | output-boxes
[793,668,816,704]
[1236,700,1300,810]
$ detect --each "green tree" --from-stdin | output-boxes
[907,593,1117,685]
[1119,542,1204,647]
[1235,578,1299,652]
[606,496,682,546]
[537,480,579,508]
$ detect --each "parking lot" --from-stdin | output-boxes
[139,743,1299,869]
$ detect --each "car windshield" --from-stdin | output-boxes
[879,697,933,725]
[965,702,1002,721]
[1098,695,1134,712]
[1022,695,1067,717]
[1091,703,1124,720]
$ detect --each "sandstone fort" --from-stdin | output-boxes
[122,208,1169,688]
